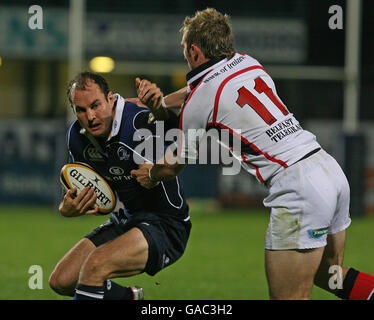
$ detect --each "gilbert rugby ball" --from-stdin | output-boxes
[60,162,117,214]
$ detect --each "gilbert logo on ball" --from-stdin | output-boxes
[60,163,117,214]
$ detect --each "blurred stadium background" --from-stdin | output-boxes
[0,0,374,300]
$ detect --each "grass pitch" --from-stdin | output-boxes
[0,203,373,300]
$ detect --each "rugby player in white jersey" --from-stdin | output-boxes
[131,8,374,300]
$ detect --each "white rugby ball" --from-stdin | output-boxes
[60,162,117,214]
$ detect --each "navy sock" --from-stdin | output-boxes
[104,280,134,300]
[74,283,105,300]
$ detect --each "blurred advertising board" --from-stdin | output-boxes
[305,121,374,216]
[0,120,66,205]
[0,6,307,63]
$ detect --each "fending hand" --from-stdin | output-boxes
[135,77,164,111]
[130,162,160,189]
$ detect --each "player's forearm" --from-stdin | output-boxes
[151,148,186,182]
[150,163,186,182]
[131,151,186,189]
[164,87,187,108]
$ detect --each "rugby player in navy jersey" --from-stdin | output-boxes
[48,72,191,300]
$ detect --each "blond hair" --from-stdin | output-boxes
[180,8,234,60]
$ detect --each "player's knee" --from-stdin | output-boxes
[48,271,75,296]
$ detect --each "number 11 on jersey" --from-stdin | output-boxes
[236,77,289,125]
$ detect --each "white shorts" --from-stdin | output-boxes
[263,149,351,250]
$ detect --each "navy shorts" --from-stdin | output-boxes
[84,211,191,276]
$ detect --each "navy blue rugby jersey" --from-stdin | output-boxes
[66,95,188,219]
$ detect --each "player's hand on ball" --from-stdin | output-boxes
[59,187,99,217]
[131,163,160,189]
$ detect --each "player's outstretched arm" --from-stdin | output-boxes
[163,86,187,108]
[135,78,187,120]
[131,149,186,189]
[59,187,99,217]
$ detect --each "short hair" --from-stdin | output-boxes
[66,71,110,108]
[180,8,234,60]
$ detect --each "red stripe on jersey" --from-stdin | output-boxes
[179,72,211,131]
[208,121,288,169]
[241,154,266,183]
[213,65,266,124]
[178,73,210,157]
[229,143,265,183]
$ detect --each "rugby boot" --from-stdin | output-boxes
[130,286,144,300]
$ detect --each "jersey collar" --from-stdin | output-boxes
[186,56,229,92]
[108,93,125,140]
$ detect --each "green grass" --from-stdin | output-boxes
[0,203,373,300]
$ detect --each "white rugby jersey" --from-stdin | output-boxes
[178,53,321,183]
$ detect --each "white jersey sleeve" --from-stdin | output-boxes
[179,53,321,183]
[178,86,212,161]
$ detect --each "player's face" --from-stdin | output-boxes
[72,80,115,138]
